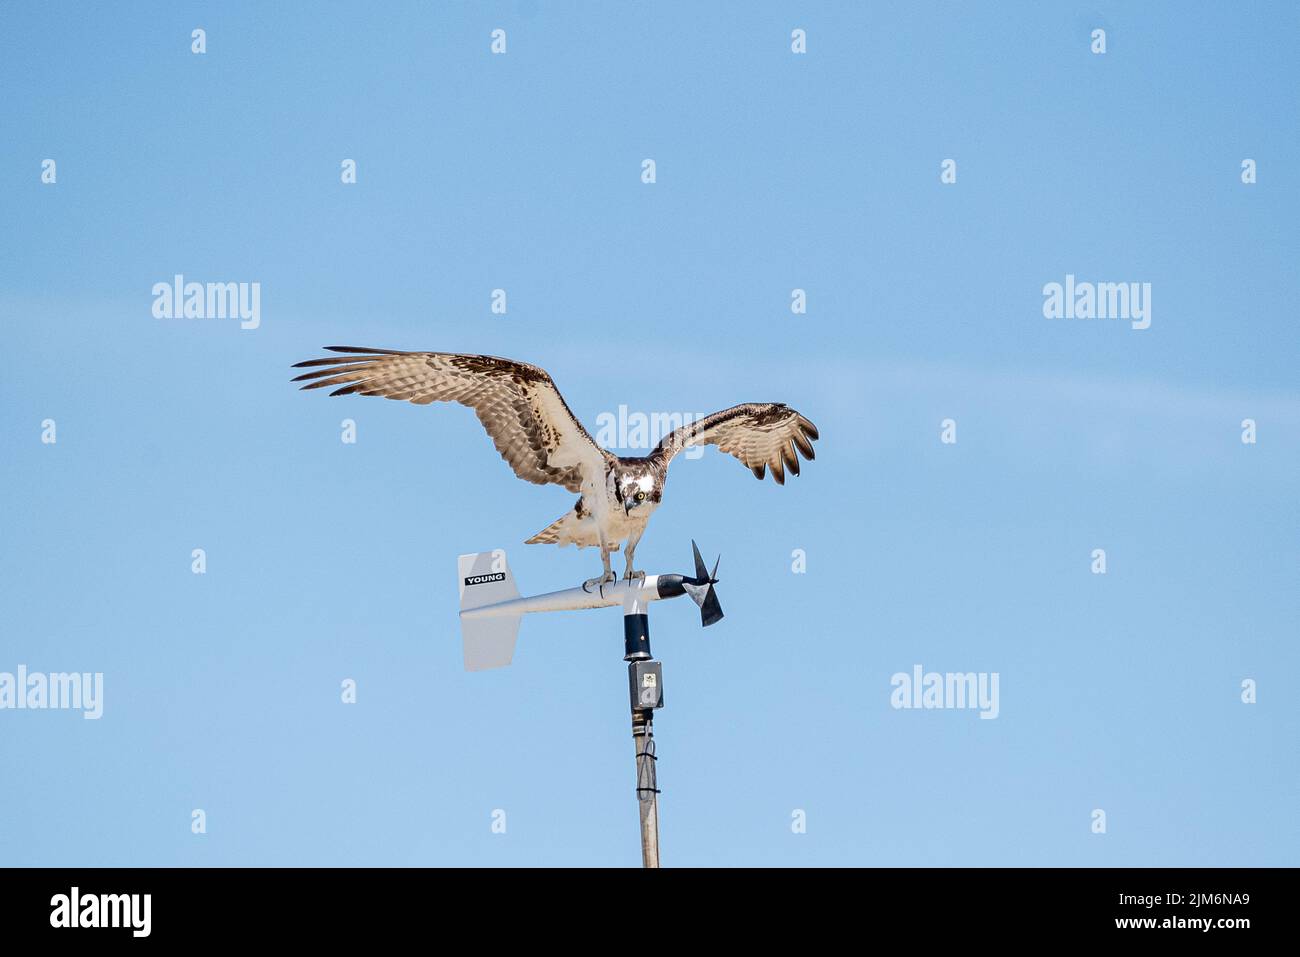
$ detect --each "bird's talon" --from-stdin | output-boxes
[583,571,618,592]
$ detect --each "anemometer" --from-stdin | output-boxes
[458,541,723,867]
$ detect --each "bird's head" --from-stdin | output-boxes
[616,469,659,516]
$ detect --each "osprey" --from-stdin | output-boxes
[292,347,820,585]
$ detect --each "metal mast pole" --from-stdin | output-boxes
[624,586,662,868]
[632,710,659,868]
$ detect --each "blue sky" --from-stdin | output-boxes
[1,1,1296,866]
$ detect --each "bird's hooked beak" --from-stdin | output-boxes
[623,498,632,516]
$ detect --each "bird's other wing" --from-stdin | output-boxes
[291,347,610,492]
[649,403,819,485]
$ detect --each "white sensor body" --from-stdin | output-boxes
[458,550,668,670]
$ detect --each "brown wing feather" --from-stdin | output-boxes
[292,347,609,492]
[650,403,819,485]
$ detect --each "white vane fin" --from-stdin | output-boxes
[458,549,521,671]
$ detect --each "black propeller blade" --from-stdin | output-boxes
[691,540,710,582]
[681,540,723,627]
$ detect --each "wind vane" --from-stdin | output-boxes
[458,541,723,868]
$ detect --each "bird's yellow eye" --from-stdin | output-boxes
[635,492,646,502]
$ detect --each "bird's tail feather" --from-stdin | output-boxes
[524,519,563,545]
[525,512,614,549]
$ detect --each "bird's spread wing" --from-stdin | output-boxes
[650,403,819,485]
[292,347,609,492]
